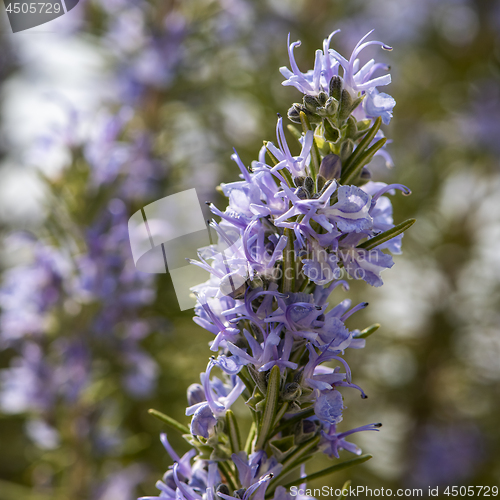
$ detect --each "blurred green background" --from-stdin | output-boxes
[0,0,499,498]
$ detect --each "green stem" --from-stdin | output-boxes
[298,276,309,293]
[299,112,320,182]
[226,410,242,453]
[218,461,239,491]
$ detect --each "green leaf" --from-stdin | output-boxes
[341,137,386,185]
[340,116,382,182]
[226,410,242,453]
[338,89,353,121]
[245,421,257,454]
[248,366,268,394]
[148,409,190,434]
[255,365,281,450]
[281,435,321,475]
[279,455,372,490]
[339,138,354,164]
[337,480,352,500]
[272,402,290,427]
[273,406,315,437]
[357,218,416,251]
[246,386,265,412]
[324,119,340,143]
[269,435,297,461]
[354,323,381,339]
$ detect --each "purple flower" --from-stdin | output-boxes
[339,246,394,287]
[319,185,373,233]
[186,360,245,438]
[327,30,393,99]
[363,88,396,125]
[320,422,381,459]
[280,30,395,124]
[280,31,345,96]
[139,433,216,500]
[264,116,313,178]
[361,182,411,254]
[314,389,344,425]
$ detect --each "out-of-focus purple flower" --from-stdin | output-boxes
[0,342,56,414]
[407,423,485,489]
[95,464,148,500]
[0,241,68,347]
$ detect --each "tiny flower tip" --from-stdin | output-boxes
[277,112,282,118]
[382,44,393,51]
[402,188,412,196]
[205,201,212,205]
[361,394,368,399]
[374,423,382,427]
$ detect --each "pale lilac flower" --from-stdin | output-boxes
[320,422,381,459]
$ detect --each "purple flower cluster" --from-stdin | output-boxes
[144,29,413,500]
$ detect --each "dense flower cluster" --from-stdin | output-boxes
[144,29,413,500]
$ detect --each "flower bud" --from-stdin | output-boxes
[283,382,302,401]
[303,95,320,114]
[216,484,230,499]
[329,75,343,101]
[294,186,310,200]
[304,176,314,194]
